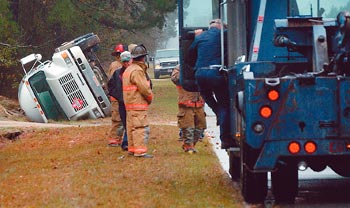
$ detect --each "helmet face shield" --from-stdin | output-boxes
[131,44,148,59]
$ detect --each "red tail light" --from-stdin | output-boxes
[304,141,317,154]
[260,106,272,118]
[288,142,301,154]
[267,89,279,101]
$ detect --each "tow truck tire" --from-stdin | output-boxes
[241,143,267,204]
[271,163,298,203]
[329,158,350,177]
[228,151,240,181]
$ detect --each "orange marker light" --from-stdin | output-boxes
[61,52,68,59]
[346,143,350,150]
[304,141,317,154]
[268,90,279,101]
[260,106,272,118]
[288,142,301,154]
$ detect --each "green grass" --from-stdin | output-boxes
[0,77,243,207]
[149,79,178,123]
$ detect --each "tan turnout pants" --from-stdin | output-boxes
[126,110,150,154]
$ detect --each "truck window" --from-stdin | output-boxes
[294,0,350,18]
[183,0,220,27]
[28,71,67,120]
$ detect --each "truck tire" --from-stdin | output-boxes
[329,158,350,177]
[77,34,100,51]
[241,143,267,204]
[271,162,298,203]
[154,72,160,79]
[228,151,240,181]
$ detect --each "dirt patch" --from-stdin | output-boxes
[0,95,26,121]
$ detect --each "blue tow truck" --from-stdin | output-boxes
[178,0,350,203]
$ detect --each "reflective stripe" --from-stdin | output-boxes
[178,100,205,107]
[176,85,182,89]
[134,147,147,154]
[125,104,148,110]
[128,146,135,152]
[123,85,138,91]
[110,96,117,101]
[249,0,266,61]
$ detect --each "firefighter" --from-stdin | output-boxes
[107,43,126,146]
[108,51,133,150]
[108,43,125,79]
[171,65,207,154]
[122,44,154,158]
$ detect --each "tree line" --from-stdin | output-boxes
[0,0,177,98]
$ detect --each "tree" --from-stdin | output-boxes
[0,0,178,98]
[0,0,20,67]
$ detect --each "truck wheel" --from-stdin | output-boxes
[78,34,100,51]
[92,65,108,94]
[271,163,298,203]
[241,143,267,204]
[228,151,240,181]
[329,158,350,177]
[154,72,160,79]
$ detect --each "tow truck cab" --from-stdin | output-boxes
[178,0,350,204]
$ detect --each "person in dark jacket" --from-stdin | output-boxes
[108,51,132,150]
[187,19,236,149]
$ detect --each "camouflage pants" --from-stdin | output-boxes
[177,106,206,146]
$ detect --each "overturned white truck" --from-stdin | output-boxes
[18,33,111,123]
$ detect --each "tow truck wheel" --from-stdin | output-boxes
[228,151,240,181]
[271,162,298,203]
[329,157,350,177]
[241,143,267,204]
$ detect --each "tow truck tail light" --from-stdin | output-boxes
[260,106,272,118]
[304,141,317,154]
[288,142,301,154]
[267,89,279,101]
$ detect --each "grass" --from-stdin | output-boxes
[0,79,243,207]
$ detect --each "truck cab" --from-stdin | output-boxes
[18,33,111,123]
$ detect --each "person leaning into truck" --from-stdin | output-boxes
[107,43,126,146]
[187,19,237,149]
[123,44,154,158]
[171,65,207,154]
[107,51,133,150]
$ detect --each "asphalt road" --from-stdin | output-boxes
[204,106,350,208]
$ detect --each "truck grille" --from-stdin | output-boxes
[59,73,88,112]
[160,61,178,67]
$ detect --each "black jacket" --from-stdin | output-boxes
[108,66,126,102]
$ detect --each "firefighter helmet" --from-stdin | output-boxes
[111,43,125,56]
[131,44,148,59]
